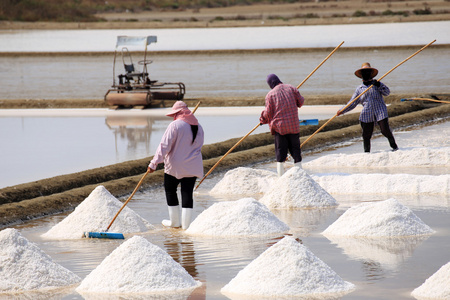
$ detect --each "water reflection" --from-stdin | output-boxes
[0,286,77,300]
[324,235,430,273]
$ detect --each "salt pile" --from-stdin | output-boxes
[76,235,201,294]
[311,173,450,195]
[303,147,450,168]
[411,261,450,299]
[323,198,435,237]
[210,167,277,195]
[42,185,154,239]
[185,198,289,237]
[221,236,355,297]
[0,228,80,292]
[259,166,338,209]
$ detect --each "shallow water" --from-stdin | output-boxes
[6,121,450,300]
[0,105,348,188]
[1,47,449,100]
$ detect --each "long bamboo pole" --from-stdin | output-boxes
[194,41,345,190]
[300,39,436,148]
[404,98,450,104]
[106,170,150,231]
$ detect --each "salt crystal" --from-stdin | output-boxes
[185,198,289,237]
[323,198,435,237]
[210,167,277,195]
[221,236,355,297]
[411,261,450,299]
[42,185,154,239]
[259,166,338,209]
[76,235,201,294]
[304,147,450,168]
[0,228,80,292]
[312,173,450,195]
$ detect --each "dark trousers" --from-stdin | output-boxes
[360,118,398,152]
[274,132,302,163]
[164,173,196,208]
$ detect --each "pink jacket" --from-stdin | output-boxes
[149,120,204,179]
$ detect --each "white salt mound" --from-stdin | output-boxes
[210,167,277,195]
[76,235,201,294]
[312,173,450,195]
[411,261,450,299]
[259,166,338,209]
[221,236,355,297]
[0,228,80,292]
[42,185,154,239]
[323,198,435,237]
[304,147,450,168]
[185,198,289,237]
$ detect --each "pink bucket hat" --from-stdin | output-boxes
[166,101,188,116]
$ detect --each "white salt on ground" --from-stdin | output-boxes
[304,147,450,168]
[76,235,201,294]
[312,173,450,195]
[411,261,450,299]
[185,198,289,237]
[42,185,154,239]
[323,198,435,237]
[259,166,338,209]
[210,167,277,195]
[221,236,355,297]
[0,228,80,292]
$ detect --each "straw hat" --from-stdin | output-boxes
[166,101,188,116]
[354,62,378,79]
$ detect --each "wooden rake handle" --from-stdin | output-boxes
[195,122,261,190]
[106,170,150,231]
[300,39,436,148]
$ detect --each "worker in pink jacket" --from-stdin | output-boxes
[148,101,204,230]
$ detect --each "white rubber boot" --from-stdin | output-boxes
[277,162,285,177]
[295,161,302,169]
[162,205,181,228]
[181,208,193,230]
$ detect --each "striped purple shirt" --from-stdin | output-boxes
[341,82,390,123]
[260,84,304,135]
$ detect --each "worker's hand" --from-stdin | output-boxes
[337,110,343,116]
[147,167,155,173]
[372,79,380,87]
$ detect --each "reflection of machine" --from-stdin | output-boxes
[104,36,185,108]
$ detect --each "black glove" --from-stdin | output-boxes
[372,79,380,87]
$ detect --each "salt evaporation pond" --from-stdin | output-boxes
[3,120,449,299]
[42,185,154,240]
[0,228,80,292]
[221,236,355,298]
[186,198,289,237]
[76,235,201,295]
[411,261,450,299]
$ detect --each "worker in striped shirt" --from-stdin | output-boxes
[337,62,398,153]
[260,74,304,176]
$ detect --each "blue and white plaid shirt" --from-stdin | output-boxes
[341,81,390,123]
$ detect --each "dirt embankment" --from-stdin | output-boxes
[1,101,449,228]
[0,93,433,109]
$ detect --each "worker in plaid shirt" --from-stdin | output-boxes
[338,62,398,153]
[260,74,304,176]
